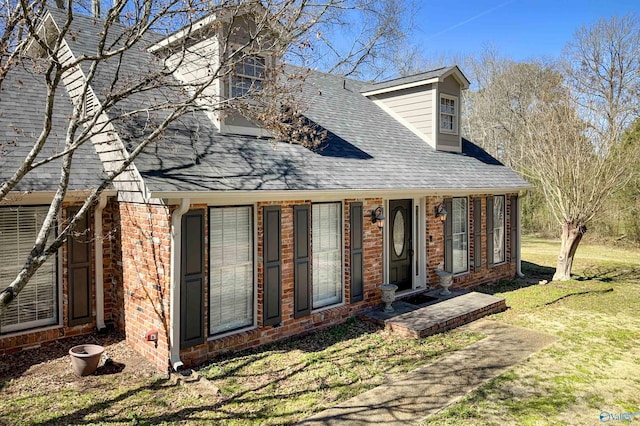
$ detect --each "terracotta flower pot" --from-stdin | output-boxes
[69,344,105,376]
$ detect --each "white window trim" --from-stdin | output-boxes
[493,195,507,265]
[228,49,267,99]
[207,204,256,337]
[439,93,459,135]
[452,196,469,276]
[311,201,344,311]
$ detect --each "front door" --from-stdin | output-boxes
[389,199,413,291]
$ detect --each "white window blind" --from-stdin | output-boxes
[493,196,505,264]
[0,206,57,333]
[440,95,458,134]
[209,206,254,335]
[452,198,468,274]
[312,203,342,309]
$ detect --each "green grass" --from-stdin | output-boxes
[424,236,640,425]
[2,236,640,425]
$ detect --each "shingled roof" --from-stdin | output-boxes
[0,62,107,192]
[5,11,528,196]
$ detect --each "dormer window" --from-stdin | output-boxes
[440,94,458,135]
[230,54,266,98]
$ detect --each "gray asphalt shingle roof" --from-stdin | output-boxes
[359,66,467,93]
[5,11,528,195]
[0,62,107,192]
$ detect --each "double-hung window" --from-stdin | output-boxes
[492,196,506,264]
[230,54,265,98]
[440,94,458,134]
[312,203,342,309]
[452,197,468,274]
[0,206,57,333]
[209,206,254,335]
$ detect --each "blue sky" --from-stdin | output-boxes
[414,0,638,61]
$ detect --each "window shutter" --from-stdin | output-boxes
[510,195,519,263]
[180,209,205,349]
[486,197,494,268]
[68,207,91,326]
[444,198,453,273]
[350,203,364,303]
[473,198,482,270]
[263,206,282,326]
[293,205,311,318]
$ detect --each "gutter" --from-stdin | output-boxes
[95,193,108,331]
[169,198,190,371]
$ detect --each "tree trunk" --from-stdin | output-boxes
[553,221,586,281]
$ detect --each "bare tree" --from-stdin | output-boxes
[462,13,640,281]
[0,0,413,316]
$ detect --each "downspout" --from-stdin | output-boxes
[95,193,108,331]
[170,198,190,371]
[516,196,524,278]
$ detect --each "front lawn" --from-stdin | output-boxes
[424,237,640,425]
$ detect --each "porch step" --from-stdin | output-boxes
[382,292,507,338]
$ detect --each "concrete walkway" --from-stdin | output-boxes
[299,319,556,425]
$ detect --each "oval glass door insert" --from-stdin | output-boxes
[393,210,405,256]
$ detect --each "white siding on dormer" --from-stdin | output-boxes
[374,85,433,136]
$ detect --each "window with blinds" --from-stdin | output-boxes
[452,197,468,274]
[493,196,506,264]
[312,203,342,309]
[209,206,254,335]
[0,206,57,333]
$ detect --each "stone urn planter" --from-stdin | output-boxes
[69,344,105,376]
[379,284,398,313]
[435,270,454,296]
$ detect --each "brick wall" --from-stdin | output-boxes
[118,201,172,372]
[426,194,517,290]
[179,198,384,367]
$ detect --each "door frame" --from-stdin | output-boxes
[383,197,427,292]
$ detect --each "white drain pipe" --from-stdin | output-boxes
[170,198,190,371]
[516,196,524,278]
[95,193,108,331]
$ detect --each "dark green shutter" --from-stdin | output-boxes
[263,206,282,326]
[68,207,91,326]
[293,205,311,318]
[473,198,482,270]
[350,203,364,303]
[180,209,205,349]
[444,198,453,273]
[510,195,519,263]
[486,197,494,268]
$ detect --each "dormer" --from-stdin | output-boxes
[147,7,281,137]
[361,66,470,152]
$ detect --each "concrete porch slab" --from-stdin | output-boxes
[362,291,507,338]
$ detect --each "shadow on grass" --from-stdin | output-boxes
[476,261,556,295]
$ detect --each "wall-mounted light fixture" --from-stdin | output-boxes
[371,207,385,229]
[434,203,447,222]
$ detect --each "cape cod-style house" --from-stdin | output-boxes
[0,9,528,371]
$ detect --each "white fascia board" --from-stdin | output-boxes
[148,14,219,53]
[361,78,440,97]
[0,189,118,205]
[152,186,530,203]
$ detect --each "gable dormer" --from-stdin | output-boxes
[147,8,280,137]
[361,66,470,152]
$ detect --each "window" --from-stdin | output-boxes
[440,94,458,134]
[230,55,265,98]
[452,197,468,274]
[312,203,342,309]
[493,196,505,264]
[0,206,57,333]
[209,206,254,335]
